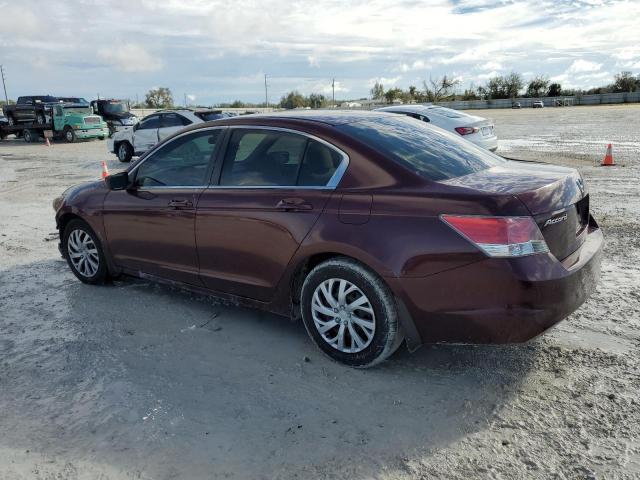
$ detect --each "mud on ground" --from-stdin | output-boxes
[0,105,639,479]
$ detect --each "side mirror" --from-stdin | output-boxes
[105,171,130,190]
[133,123,139,131]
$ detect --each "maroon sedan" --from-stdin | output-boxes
[54,111,602,367]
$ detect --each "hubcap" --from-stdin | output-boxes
[119,145,127,160]
[66,131,73,141]
[311,278,375,353]
[67,229,99,278]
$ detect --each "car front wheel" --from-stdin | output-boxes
[62,219,108,284]
[301,257,402,368]
[64,127,76,143]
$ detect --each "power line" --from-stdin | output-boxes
[264,74,269,108]
[332,78,335,107]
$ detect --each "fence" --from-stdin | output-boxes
[434,91,640,110]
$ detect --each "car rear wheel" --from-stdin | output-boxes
[117,142,133,162]
[62,219,108,284]
[7,114,15,126]
[301,257,402,368]
[64,127,76,143]
[36,113,46,124]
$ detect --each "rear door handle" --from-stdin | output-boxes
[168,199,193,209]
[276,198,313,211]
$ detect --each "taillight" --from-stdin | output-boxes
[454,126,479,136]
[441,215,549,258]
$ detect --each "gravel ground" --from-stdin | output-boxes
[0,104,639,479]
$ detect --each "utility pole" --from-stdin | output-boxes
[264,74,269,108]
[184,93,187,107]
[0,65,9,104]
[332,78,335,107]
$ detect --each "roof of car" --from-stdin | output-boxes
[375,104,437,113]
[216,109,396,126]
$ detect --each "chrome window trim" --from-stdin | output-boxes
[215,125,350,190]
[127,124,350,191]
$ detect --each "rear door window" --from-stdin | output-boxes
[220,130,307,186]
[162,113,192,128]
[339,116,504,181]
[297,140,342,186]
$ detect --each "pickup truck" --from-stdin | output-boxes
[0,102,109,143]
[2,95,61,125]
[90,99,138,137]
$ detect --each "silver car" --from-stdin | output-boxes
[375,104,498,151]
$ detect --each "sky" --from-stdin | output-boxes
[0,0,639,105]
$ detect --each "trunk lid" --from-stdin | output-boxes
[443,161,589,260]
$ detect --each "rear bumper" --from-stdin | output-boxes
[389,221,603,345]
[469,135,498,152]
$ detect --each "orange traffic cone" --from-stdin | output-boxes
[101,161,110,179]
[601,144,615,166]
[45,137,51,147]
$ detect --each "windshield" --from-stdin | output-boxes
[103,102,129,114]
[339,116,505,181]
[64,107,92,115]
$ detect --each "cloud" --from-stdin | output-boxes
[566,59,602,73]
[1,0,639,102]
[97,44,163,73]
[368,76,402,87]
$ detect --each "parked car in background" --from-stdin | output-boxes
[55,111,602,367]
[91,99,138,137]
[194,109,237,121]
[2,95,61,125]
[512,102,521,109]
[533,100,545,108]
[107,109,204,162]
[375,104,498,151]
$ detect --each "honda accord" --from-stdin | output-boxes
[54,111,602,367]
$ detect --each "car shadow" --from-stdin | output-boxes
[0,259,541,479]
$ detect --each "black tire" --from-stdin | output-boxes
[117,142,133,162]
[36,112,46,124]
[64,127,76,143]
[23,129,35,143]
[301,257,402,368]
[62,219,109,285]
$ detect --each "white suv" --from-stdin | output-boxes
[108,109,204,162]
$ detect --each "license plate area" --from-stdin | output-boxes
[481,126,493,136]
[575,194,589,234]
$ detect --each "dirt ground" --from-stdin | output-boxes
[0,104,639,479]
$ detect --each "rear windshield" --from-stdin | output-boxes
[339,116,505,181]
[426,106,465,118]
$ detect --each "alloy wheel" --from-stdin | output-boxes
[311,278,376,353]
[67,229,99,278]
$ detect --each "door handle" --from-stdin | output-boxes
[276,198,313,211]
[168,199,193,209]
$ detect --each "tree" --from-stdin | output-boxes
[423,75,460,102]
[505,72,524,98]
[370,81,385,100]
[613,71,638,92]
[547,83,562,97]
[526,76,550,98]
[145,87,173,108]
[462,89,479,100]
[279,91,307,109]
[230,100,246,108]
[307,93,327,109]
[384,87,403,104]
